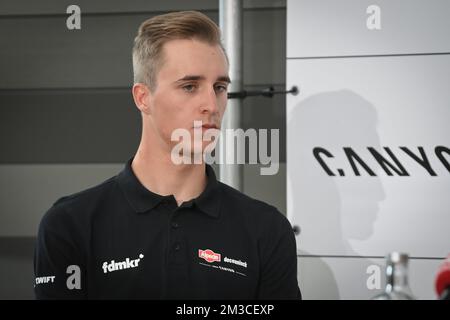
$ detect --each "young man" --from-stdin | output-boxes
[34,11,301,300]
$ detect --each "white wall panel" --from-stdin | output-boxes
[287,0,450,299]
[287,55,450,258]
[287,0,450,58]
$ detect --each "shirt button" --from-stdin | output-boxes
[174,243,181,251]
[171,222,179,229]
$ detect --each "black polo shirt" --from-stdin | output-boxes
[34,157,301,300]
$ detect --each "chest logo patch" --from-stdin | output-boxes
[198,249,221,263]
[102,253,144,273]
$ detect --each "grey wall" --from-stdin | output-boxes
[0,0,288,299]
[287,0,449,299]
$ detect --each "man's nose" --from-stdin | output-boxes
[200,88,220,114]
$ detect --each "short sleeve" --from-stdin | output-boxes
[256,210,302,300]
[34,204,86,299]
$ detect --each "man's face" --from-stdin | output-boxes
[146,38,229,156]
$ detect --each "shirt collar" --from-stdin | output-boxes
[116,157,221,219]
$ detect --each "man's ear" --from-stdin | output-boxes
[132,83,152,115]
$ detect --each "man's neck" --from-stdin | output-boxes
[131,147,207,207]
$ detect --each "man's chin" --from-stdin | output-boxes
[170,150,206,165]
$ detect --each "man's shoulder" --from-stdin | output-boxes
[217,182,295,246]
[40,176,118,230]
[217,181,289,225]
[53,176,117,209]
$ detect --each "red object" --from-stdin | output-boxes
[435,254,450,298]
[198,249,221,263]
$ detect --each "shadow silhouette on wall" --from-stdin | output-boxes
[288,90,386,299]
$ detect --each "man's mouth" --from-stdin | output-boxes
[192,123,219,130]
[201,124,218,129]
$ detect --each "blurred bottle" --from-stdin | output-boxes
[372,252,415,300]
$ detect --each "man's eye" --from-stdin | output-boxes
[215,85,227,93]
[182,84,196,92]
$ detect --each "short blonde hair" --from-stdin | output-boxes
[132,11,227,90]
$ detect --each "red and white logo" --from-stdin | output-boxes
[198,249,221,263]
